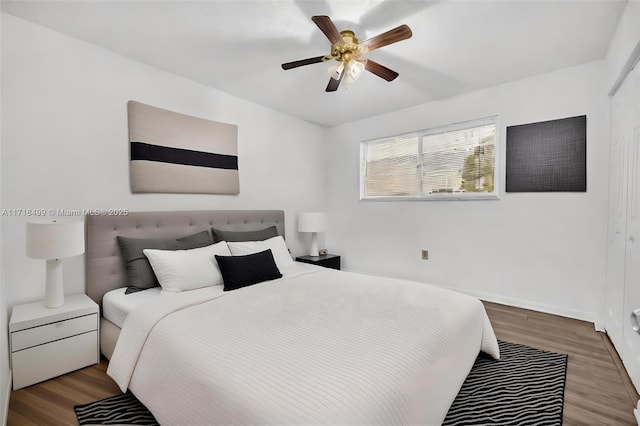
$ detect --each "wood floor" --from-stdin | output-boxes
[7,302,639,425]
[484,302,638,426]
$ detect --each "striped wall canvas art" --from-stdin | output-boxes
[128,101,239,194]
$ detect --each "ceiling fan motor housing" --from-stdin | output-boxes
[331,30,366,62]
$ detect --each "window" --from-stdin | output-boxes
[360,117,498,200]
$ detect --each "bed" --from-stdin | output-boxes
[86,210,499,425]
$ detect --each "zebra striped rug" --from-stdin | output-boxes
[74,392,159,425]
[443,340,567,425]
[75,340,566,425]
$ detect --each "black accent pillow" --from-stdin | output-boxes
[117,230,212,293]
[211,226,278,243]
[215,249,282,292]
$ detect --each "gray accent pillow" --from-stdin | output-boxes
[117,230,212,293]
[211,225,278,243]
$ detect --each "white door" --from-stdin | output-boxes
[606,88,629,351]
[607,60,640,391]
[622,61,640,390]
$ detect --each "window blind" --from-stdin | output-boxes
[364,133,419,197]
[422,124,496,194]
[361,117,498,200]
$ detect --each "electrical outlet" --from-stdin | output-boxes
[421,250,429,260]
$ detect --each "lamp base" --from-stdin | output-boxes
[308,232,320,257]
[45,259,64,309]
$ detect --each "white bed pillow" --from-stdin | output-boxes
[227,235,295,271]
[143,241,231,293]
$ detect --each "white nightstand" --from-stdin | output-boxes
[9,294,99,390]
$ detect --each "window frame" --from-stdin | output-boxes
[360,116,500,201]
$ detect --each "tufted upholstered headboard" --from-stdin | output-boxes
[85,210,285,307]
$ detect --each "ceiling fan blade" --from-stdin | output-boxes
[364,59,399,81]
[312,15,343,44]
[326,73,343,92]
[281,55,326,70]
[364,24,412,52]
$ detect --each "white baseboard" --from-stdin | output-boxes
[342,268,599,324]
[441,286,598,324]
[2,370,11,426]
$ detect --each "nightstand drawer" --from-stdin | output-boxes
[11,313,97,352]
[12,330,98,389]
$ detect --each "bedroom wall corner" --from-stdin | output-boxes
[324,60,609,323]
[0,12,328,308]
[604,0,640,95]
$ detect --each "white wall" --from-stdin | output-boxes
[0,12,8,420]
[324,61,608,322]
[0,12,327,309]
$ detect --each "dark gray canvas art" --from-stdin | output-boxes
[506,115,586,192]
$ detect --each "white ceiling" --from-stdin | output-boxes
[1,0,628,127]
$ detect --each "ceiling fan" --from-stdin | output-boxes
[281,15,412,92]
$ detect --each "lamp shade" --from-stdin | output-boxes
[298,212,326,233]
[26,219,85,259]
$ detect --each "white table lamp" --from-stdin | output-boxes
[298,212,326,257]
[26,219,85,308]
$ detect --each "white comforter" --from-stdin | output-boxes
[108,265,499,425]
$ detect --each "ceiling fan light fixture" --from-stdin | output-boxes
[328,61,344,80]
[343,60,365,87]
[348,60,365,81]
